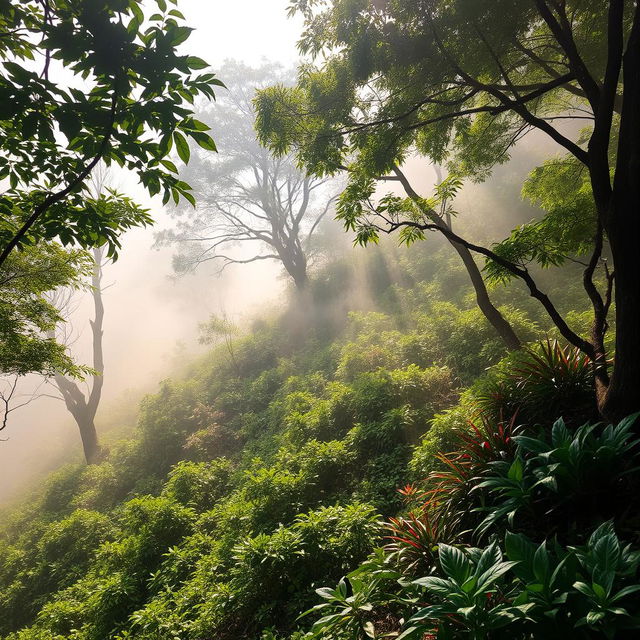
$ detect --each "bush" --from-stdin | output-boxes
[163,459,233,512]
[474,339,598,426]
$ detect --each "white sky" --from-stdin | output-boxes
[179,0,304,67]
[0,0,307,503]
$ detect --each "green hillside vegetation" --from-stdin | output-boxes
[3,240,636,640]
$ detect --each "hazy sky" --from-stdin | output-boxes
[0,0,306,503]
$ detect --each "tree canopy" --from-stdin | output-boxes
[0,0,221,378]
[255,0,639,421]
[0,0,220,266]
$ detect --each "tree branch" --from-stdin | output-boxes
[0,90,118,268]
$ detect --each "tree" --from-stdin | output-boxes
[0,242,92,435]
[157,60,337,290]
[0,0,220,379]
[0,0,220,268]
[0,243,91,378]
[47,246,106,464]
[255,0,638,421]
[353,163,523,350]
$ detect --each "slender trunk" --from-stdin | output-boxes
[280,244,308,291]
[54,376,105,464]
[393,166,521,351]
[77,414,103,465]
[292,268,308,290]
[448,238,522,350]
[51,246,107,463]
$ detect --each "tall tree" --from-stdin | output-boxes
[158,60,337,290]
[256,0,637,421]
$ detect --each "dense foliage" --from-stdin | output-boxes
[3,238,635,639]
[0,0,220,378]
[255,0,640,421]
[2,3,639,639]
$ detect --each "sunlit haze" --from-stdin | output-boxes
[0,0,304,503]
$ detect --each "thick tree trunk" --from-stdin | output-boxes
[292,268,308,290]
[448,239,522,350]
[602,229,640,422]
[599,12,640,423]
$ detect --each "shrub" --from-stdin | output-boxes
[474,339,597,426]
[163,459,233,512]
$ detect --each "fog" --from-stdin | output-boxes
[0,0,304,504]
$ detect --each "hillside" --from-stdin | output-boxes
[3,240,630,640]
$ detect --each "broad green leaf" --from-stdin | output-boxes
[173,131,190,164]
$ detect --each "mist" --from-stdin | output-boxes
[0,0,303,503]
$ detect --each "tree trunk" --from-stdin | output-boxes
[392,166,522,351]
[292,267,308,290]
[51,246,106,464]
[448,238,522,350]
[601,231,640,422]
[77,413,103,465]
[599,13,640,423]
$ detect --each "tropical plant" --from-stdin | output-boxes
[474,415,640,539]
[399,542,531,640]
[475,340,597,426]
[300,550,402,640]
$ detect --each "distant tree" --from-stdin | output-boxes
[46,246,106,464]
[199,312,239,373]
[255,0,638,421]
[157,60,338,290]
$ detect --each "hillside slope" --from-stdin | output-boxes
[0,245,612,640]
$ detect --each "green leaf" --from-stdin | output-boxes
[611,584,640,602]
[186,56,209,70]
[173,131,190,164]
[574,581,594,597]
[533,542,550,583]
[413,576,452,595]
[507,457,524,482]
[191,131,217,152]
[586,610,606,625]
[439,545,471,585]
[169,26,193,46]
[160,159,179,173]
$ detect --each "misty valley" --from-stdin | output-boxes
[1,1,640,639]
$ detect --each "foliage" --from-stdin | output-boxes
[0,237,631,640]
[0,243,91,376]
[305,411,640,640]
[254,0,640,421]
[0,0,221,262]
[475,415,640,539]
[474,339,597,426]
